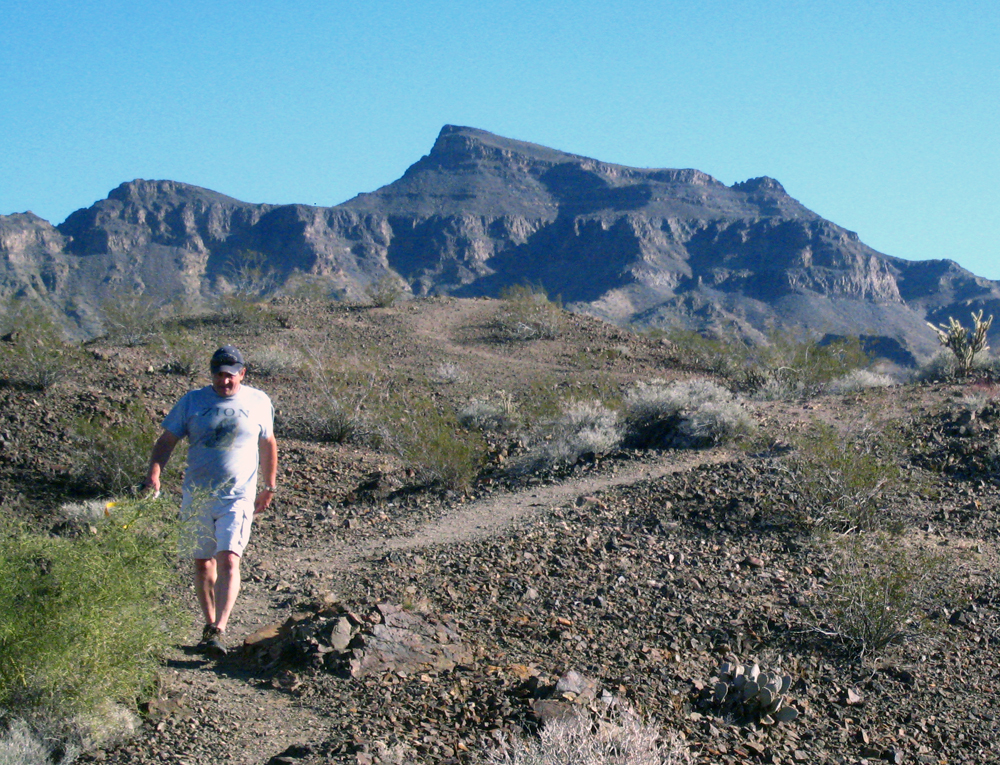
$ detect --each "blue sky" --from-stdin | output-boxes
[3,0,998,279]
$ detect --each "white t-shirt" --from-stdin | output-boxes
[162,384,274,498]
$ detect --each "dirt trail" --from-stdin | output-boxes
[145,446,736,765]
[284,447,733,574]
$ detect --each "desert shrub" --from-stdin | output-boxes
[662,329,748,379]
[0,716,72,765]
[663,328,871,399]
[100,293,163,347]
[0,299,79,391]
[249,345,305,378]
[750,333,872,400]
[297,352,383,444]
[623,378,753,448]
[493,285,564,341]
[215,250,277,325]
[367,273,406,308]
[810,534,950,659]
[825,369,897,395]
[0,496,182,726]
[431,361,466,385]
[459,391,517,433]
[376,392,486,491]
[68,400,163,496]
[780,421,906,532]
[516,400,622,474]
[158,330,204,377]
[483,705,689,765]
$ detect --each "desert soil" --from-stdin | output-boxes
[3,296,1000,765]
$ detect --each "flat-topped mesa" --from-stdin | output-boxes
[347,125,803,221]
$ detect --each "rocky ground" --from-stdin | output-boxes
[3,296,1000,765]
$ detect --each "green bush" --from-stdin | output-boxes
[366,273,406,308]
[459,391,518,433]
[781,420,906,532]
[68,400,163,496]
[663,328,871,399]
[0,299,79,391]
[213,250,278,325]
[825,369,897,394]
[493,285,564,342]
[298,353,383,444]
[157,330,205,377]
[376,392,486,492]
[100,293,163,347]
[248,344,305,378]
[0,496,182,720]
[810,534,950,658]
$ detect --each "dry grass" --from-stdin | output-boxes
[482,705,690,765]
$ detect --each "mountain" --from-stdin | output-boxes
[2,125,999,361]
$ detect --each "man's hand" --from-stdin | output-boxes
[138,478,161,499]
[145,430,179,498]
[254,488,274,514]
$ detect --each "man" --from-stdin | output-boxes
[144,345,278,658]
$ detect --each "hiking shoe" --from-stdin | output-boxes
[199,625,227,658]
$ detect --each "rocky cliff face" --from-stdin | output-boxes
[2,125,999,360]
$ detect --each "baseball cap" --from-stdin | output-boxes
[210,345,245,374]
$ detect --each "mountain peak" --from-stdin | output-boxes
[732,176,788,195]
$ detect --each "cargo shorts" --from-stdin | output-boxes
[179,492,255,559]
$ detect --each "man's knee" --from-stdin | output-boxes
[215,550,240,573]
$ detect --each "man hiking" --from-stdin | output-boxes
[144,345,278,657]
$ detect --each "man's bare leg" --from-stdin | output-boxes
[212,551,241,633]
[194,558,217,627]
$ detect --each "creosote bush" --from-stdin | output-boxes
[0,299,79,391]
[780,420,907,532]
[493,285,564,342]
[663,328,871,399]
[459,391,517,433]
[376,392,486,492]
[811,534,951,659]
[366,273,406,308]
[157,330,204,377]
[825,368,896,395]
[298,352,382,444]
[69,400,162,496]
[215,250,278,325]
[100,293,163,347]
[483,705,690,765]
[248,345,305,378]
[0,497,182,746]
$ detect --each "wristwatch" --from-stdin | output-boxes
[263,484,277,494]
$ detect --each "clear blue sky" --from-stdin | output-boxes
[3,0,997,279]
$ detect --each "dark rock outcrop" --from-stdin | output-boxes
[3,125,999,361]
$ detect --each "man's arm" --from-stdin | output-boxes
[144,430,180,494]
[255,433,278,514]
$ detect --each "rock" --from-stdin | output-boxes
[554,670,598,704]
[343,604,474,678]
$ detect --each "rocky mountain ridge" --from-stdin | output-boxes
[3,125,999,361]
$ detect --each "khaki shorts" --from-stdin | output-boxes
[180,493,255,559]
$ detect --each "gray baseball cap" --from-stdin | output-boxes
[210,345,245,374]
